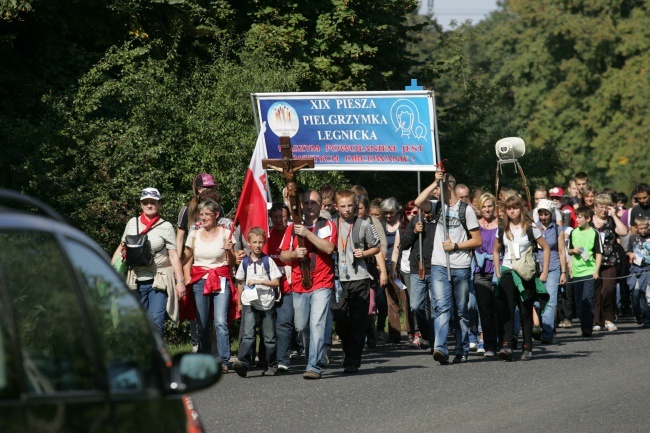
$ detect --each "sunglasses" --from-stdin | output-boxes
[140,190,161,200]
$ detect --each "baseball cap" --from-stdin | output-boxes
[195,173,216,188]
[537,199,555,213]
[140,187,161,201]
[549,187,564,198]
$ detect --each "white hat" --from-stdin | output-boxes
[537,199,555,213]
[140,187,161,201]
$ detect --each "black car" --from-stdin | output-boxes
[0,189,221,432]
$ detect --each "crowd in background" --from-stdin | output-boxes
[113,172,650,377]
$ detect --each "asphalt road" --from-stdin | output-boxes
[193,317,649,433]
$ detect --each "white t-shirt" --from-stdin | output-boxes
[499,225,542,268]
[235,256,282,310]
[430,200,480,268]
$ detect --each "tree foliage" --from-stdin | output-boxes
[471,0,649,193]
[3,0,648,255]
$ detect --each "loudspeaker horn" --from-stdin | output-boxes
[495,137,526,160]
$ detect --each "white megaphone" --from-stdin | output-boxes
[493,136,532,210]
[495,137,526,161]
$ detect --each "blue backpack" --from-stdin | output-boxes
[240,254,281,301]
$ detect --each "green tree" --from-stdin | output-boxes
[474,0,649,193]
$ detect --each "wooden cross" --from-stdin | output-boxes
[262,136,315,288]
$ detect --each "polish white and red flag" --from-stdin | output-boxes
[234,122,272,248]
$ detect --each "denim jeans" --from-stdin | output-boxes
[192,279,230,364]
[430,266,471,356]
[631,279,650,325]
[571,276,596,335]
[409,273,432,342]
[541,268,560,340]
[238,305,276,368]
[293,288,332,375]
[275,293,294,367]
[138,281,167,336]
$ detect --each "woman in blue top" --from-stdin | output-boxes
[473,193,499,357]
[535,199,567,343]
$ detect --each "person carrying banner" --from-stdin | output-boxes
[414,170,482,365]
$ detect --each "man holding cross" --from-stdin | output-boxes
[280,190,337,379]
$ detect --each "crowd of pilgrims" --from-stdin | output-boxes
[112,172,650,378]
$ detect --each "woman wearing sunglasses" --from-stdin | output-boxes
[112,188,186,336]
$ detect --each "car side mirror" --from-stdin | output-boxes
[169,353,222,394]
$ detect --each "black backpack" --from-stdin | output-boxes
[124,218,164,267]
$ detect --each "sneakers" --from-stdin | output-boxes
[452,354,468,364]
[343,365,359,374]
[419,338,431,350]
[433,350,449,365]
[483,350,495,358]
[410,332,421,348]
[604,322,618,331]
[376,331,388,343]
[593,325,602,332]
[290,350,300,359]
[469,341,477,350]
[498,347,513,362]
[232,360,247,378]
[277,364,289,372]
[521,350,533,361]
[476,340,485,353]
[558,319,572,328]
[320,344,332,366]
[262,367,278,376]
[532,325,542,341]
[303,370,321,380]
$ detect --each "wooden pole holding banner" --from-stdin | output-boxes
[431,95,451,281]
[417,172,425,280]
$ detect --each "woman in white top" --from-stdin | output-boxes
[183,199,235,371]
[111,188,186,336]
[494,196,550,361]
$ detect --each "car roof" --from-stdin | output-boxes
[0,210,109,259]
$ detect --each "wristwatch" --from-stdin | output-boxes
[453,243,459,252]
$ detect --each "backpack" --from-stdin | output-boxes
[241,254,271,281]
[124,218,165,267]
[240,254,281,301]
[432,200,472,239]
[331,216,367,278]
[430,200,476,259]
